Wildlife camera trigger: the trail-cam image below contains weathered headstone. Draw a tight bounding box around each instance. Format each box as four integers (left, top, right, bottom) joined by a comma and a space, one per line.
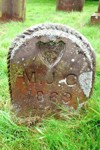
0, 0, 25, 21
8, 23, 96, 117
56, 0, 85, 12
91, 0, 100, 24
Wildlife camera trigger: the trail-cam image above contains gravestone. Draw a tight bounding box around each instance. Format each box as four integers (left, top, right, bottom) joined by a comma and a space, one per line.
0, 0, 25, 21
91, 0, 100, 24
8, 23, 96, 117
56, 0, 85, 12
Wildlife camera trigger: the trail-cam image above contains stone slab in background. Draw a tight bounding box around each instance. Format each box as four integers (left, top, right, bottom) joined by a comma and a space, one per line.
0, 0, 25, 21
91, 13, 100, 24
56, 0, 85, 11
91, 0, 100, 24
8, 23, 96, 117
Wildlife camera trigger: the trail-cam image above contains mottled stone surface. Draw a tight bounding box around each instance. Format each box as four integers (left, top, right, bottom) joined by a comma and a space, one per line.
0, 0, 25, 22
56, 0, 85, 12
8, 23, 96, 117
91, 0, 100, 24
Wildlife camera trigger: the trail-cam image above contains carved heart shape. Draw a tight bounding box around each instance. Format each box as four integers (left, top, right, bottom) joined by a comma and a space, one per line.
37, 41, 65, 69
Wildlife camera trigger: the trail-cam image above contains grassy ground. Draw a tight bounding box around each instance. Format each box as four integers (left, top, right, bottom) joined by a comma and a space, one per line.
0, 0, 100, 149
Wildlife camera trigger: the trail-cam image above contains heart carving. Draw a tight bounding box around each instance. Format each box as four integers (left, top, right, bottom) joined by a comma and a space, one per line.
37, 41, 65, 69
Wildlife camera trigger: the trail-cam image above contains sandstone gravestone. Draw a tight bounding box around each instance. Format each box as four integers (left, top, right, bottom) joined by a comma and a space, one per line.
91, 0, 100, 24
56, 0, 85, 12
8, 23, 96, 117
0, 0, 25, 21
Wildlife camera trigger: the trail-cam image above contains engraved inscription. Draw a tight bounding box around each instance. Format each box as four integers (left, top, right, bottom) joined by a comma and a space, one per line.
62, 92, 72, 104
24, 71, 36, 84
46, 71, 54, 84
66, 74, 77, 86
50, 92, 58, 103
37, 91, 44, 102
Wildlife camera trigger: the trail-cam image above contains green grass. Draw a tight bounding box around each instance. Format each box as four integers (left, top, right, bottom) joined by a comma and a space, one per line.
0, 0, 100, 149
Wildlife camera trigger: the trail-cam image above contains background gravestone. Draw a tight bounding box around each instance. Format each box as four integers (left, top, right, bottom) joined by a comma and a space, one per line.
8, 23, 96, 117
0, 0, 25, 21
91, 0, 100, 24
56, 0, 85, 11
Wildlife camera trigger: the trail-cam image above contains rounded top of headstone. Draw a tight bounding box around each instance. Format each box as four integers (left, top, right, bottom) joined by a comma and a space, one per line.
9, 23, 95, 68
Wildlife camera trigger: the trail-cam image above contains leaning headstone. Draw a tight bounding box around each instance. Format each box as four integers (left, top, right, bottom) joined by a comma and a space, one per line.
56, 0, 85, 12
91, 0, 100, 24
8, 23, 96, 117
